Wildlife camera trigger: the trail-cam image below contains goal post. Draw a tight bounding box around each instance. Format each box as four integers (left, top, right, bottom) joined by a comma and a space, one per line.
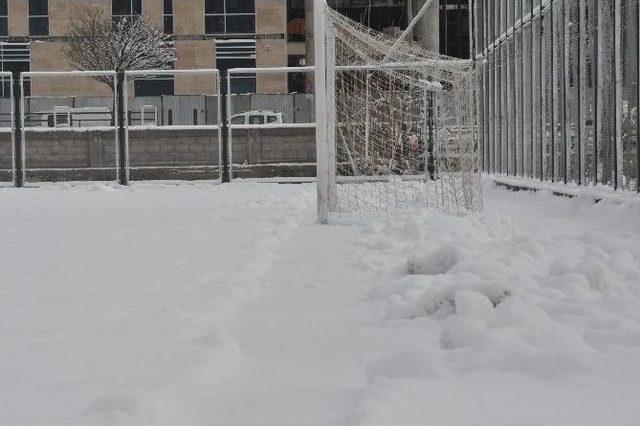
314, 0, 482, 222
314, 0, 330, 223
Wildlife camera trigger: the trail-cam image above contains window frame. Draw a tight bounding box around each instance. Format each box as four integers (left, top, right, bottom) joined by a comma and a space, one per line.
205, 0, 255, 36
0, 0, 7, 37
28, 0, 49, 37
163, 0, 173, 34
112, 0, 142, 23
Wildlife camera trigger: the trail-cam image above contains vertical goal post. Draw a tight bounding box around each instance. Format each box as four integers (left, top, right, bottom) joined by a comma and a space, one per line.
123, 69, 223, 184
20, 70, 119, 185
226, 66, 317, 182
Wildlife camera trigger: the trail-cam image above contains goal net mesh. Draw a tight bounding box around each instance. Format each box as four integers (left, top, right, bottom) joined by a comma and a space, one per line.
320, 4, 482, 219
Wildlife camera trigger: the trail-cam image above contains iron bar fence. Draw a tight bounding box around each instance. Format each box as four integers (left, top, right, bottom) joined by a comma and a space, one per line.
474, 0, 640, 192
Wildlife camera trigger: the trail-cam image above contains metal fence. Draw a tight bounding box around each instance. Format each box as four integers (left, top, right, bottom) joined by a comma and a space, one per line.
473, 0, 640, 192
0, 68, 318, 185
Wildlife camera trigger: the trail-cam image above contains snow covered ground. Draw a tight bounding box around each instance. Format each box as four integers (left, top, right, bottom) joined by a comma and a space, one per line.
1, 180, 639, 425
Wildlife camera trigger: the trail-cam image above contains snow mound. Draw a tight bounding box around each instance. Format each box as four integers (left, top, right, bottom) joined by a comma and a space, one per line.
406, 243, 465, 275
362, 185, 640, 383
354, 183, 640, 424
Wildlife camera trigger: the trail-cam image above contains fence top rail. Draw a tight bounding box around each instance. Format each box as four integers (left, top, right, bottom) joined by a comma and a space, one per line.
21, 70, 117, 78
228, 66, 316, 75
125, 69, 220, 77
229, 123, 316, 130
126, 124, 221, 131
23, 125, 117, 133
0, 71, 13, 78
335, 59, 472, 71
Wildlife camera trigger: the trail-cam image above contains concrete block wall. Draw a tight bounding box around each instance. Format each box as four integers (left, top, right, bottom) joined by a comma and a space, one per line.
1, 127, 316, 181
128, 129, 219, 167
0, 133, 13, 170
23, 130, 117, 169
231, 127, 316, 165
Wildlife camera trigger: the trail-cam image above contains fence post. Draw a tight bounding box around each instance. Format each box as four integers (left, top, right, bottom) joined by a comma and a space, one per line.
12, 70, 23, 187
221, 70, 230, 183
116, 71, 128, 185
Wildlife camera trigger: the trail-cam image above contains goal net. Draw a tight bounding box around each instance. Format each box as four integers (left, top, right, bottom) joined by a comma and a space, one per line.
315, 1, 482, 222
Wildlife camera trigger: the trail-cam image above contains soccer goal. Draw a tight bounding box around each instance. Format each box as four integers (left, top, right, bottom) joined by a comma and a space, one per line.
314, 0, 482, 223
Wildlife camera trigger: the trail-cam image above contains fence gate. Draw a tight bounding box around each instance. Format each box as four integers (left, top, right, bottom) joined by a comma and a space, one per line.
227, 66, 316, 182
20, 70, 119, 184
124, 69, 222, 183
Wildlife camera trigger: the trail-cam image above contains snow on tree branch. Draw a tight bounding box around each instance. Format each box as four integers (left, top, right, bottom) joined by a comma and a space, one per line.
65, 9, 176, 90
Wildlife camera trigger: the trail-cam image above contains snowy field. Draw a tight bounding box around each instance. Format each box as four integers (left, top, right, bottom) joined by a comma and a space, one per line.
1, 180, 639, 425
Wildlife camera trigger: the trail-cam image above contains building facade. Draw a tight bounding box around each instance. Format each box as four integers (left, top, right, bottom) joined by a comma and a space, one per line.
0, 0, 290, 96
0, 0, 468, 97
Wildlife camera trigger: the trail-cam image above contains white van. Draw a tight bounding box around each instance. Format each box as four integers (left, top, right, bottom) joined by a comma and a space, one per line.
230, 110, 283, 125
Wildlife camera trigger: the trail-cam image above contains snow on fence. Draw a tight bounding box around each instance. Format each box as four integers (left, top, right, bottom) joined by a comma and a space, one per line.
474, 0, 640, 192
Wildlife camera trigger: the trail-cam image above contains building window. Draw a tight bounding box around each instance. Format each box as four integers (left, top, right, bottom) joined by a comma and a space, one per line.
205, 0, 255, 36
163, 0, 173, 34
0, 42, 30, 98
29, 0, 49, 36
287, 0, 305, 41
112, 0, 142, 23
0, 0, 7, 37
134, 77, 174, 97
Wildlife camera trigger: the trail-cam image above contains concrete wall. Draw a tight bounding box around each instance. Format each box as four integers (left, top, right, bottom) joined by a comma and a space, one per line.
30, 41, 115, 97
0, 132, 12, 171
0, 127, 317, 181
231, 127, 315, 162
174, 0, 204, 35
49, 0, 111, 36
175, 40, 217, 95
143, 0, 164, 29
8, 0, 28, 36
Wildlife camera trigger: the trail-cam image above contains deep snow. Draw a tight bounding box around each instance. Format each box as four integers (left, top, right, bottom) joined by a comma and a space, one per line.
1, 180, 639, 425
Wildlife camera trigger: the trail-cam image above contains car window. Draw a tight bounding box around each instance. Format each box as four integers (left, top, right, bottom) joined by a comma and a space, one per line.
266, 115, 279, 123
249, 115, 265, 124
231, 116, 245, 125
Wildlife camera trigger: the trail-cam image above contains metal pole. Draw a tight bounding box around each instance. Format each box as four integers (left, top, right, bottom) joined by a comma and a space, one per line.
614, 0, 623, 189
578, 0, 586, 185
365, 72, 370, 158
226, 72, 232, 181
12, 71, 23, 187
116, 71, 127, 185
220, 71, 229, 182
217, 72, 223, 184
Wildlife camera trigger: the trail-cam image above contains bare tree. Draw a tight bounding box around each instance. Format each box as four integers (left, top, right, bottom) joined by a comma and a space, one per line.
65, 8, 175, 91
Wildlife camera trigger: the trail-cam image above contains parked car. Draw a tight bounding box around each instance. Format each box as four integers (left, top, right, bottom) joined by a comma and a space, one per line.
230, 110, 283, 125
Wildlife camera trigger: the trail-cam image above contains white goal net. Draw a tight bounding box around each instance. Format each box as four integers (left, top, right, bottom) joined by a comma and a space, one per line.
315, 1, 482, 222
